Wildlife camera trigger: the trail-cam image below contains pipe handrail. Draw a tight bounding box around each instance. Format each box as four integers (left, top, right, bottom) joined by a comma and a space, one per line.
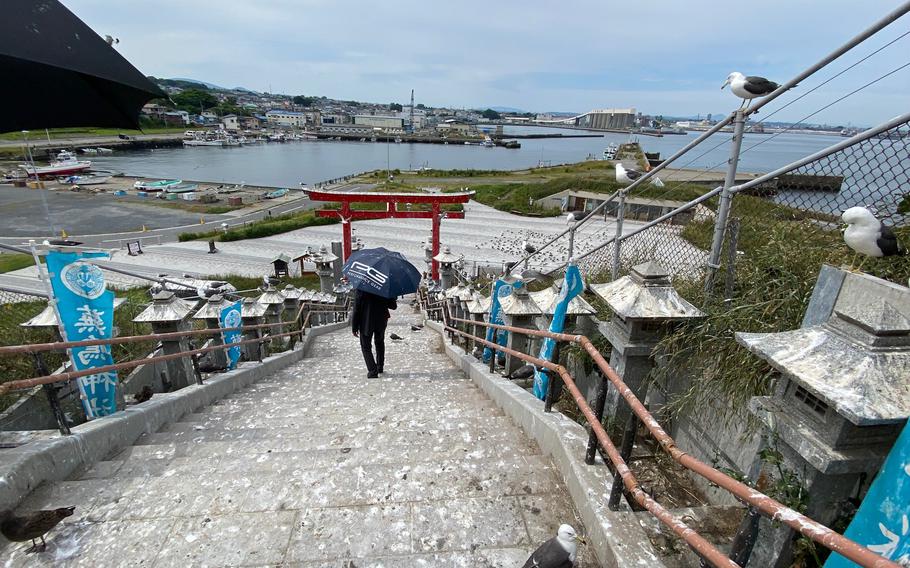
446, 315, 899, 568
0, 309, 347, 395
0, 305, 351, 355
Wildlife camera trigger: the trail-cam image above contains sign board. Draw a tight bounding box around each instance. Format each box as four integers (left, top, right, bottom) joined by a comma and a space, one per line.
219, 301, 243, 370
825, 420, 910, 566
533, 265, 584, 400
482, 278, 513, 363
45, 251, 117, 418
127, 241, 142, 256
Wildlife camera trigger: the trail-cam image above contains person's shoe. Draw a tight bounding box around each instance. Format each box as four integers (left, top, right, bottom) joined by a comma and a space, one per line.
367, 373, 379, 379
378, 367, 384, 374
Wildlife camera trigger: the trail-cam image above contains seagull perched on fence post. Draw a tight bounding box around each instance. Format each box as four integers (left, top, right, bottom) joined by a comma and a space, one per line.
721, 72, 780, 109
841, 206, 906, 271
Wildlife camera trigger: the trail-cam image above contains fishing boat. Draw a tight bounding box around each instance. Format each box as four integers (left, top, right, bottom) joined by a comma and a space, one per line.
62, 174, 111, 185
81, 148, 98, 155
264, 188, 288, 199
164, 183, 199, 194
482, 136, 494, 148
97, 147, 114, 154
19, 150, 92, 177
133, 179, 182, 191
602, 143, 619, 160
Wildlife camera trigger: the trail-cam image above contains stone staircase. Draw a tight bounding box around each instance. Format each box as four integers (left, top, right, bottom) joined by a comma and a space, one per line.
1, 310, 600, 567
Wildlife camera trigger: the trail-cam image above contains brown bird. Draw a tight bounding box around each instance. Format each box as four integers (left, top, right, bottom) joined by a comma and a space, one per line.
1, 506, 75, 553
132, 385, 154, 404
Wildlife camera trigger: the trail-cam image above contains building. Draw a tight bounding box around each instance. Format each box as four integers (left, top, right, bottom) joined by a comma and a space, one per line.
240, 116, 261, 130
575, 108, 636, 130
265, 109, 319, 128
141, 103, 169, 118
537, 190, 692, 224
222, 114, 240, 131
435, 120, 473, 135
162, 110, 190, 126
353, 115, 405, 129
318, 124, 376, 137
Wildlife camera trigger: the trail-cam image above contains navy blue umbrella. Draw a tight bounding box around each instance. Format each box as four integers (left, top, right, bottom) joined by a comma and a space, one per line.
342, 247, 421, 299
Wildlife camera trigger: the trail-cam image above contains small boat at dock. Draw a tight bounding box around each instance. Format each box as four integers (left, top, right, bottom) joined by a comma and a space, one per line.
264, 188, 288, 199
81, 148, 98, 155
62, 174, 111, 185
164, 183, 199, 194
97, 147, 114, 154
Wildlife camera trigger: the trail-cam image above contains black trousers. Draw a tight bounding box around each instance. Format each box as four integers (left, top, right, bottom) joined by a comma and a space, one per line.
359, 323, 386, 375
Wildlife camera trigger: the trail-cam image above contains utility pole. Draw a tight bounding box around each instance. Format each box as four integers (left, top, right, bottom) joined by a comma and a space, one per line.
409, 89, 415, 132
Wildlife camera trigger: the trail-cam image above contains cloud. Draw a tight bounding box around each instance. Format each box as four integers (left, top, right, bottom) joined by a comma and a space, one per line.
63, 0, 910, 124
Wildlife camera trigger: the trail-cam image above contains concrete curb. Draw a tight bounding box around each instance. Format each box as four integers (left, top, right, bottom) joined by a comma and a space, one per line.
0, 321, 348, 512
426, 320, 664, 568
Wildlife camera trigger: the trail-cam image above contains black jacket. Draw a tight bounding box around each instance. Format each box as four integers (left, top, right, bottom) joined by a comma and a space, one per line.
351, 290, 397, 333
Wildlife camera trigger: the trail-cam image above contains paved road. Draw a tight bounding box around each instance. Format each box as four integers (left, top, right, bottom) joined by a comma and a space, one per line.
0, 133, 184, 151
0, 309, 598, 567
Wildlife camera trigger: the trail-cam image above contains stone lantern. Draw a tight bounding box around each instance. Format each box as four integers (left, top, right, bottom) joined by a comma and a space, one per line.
133, 291, 198, 391
433, 246, 460, 290
192, 294, 232, 370
736, 298, 910, 537
590, 261, 703, 423
466, 291, 490, 356
530, 282, 597, 335
314, 245, 339, 293
423, 241, 434, 276
455, 286, 474, 326
240, 297, 268, 361
282, 285, 303, 320
443, 283, 464, 327
257, 285, 287, 349
499, 282, 543, 376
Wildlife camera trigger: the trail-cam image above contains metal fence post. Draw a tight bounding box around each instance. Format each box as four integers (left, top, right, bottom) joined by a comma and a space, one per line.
611, 192, 626, 281
32, 353, 70, 435
723, 217, 741, 303
704, 109, 746, 296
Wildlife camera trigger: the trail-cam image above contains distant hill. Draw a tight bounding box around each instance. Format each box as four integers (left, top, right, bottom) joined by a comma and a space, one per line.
488, 106, 526, 114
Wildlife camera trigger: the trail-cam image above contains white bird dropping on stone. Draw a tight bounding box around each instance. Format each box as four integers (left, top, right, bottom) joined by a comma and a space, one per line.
522, 524, 586, 568
616, 163, 663, 187
842, 206, 906, 258
721, 71, 779, 108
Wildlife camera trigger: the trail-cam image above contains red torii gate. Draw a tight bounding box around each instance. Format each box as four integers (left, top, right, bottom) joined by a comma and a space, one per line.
304, 189, 474, 280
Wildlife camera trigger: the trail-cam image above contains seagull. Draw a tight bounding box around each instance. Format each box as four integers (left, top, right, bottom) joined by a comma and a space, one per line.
616, 163, 664, 187
410, 324, 423, 332
520, 269, 554, 285
523, 240, 537, 254
721, 72, 780, 109
565, 211, 588, 225
104, 35, 120, 46
508, 363, 536, 381
389, 332, 404, 340
1, 507, 75, 553
522, 524, 587, 568
842, 206, 906, 270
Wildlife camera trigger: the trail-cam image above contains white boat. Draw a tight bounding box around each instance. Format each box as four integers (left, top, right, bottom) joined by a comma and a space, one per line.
19, 150, 92, 177
164, 183, 199, 194
603, 143, 619, 160
482, 136, 494, 148
81, 148, 98, 155
222, 138, 243, 147
62, 174, 111, 185
134, 179, 182, 191
96, 147, 114, 154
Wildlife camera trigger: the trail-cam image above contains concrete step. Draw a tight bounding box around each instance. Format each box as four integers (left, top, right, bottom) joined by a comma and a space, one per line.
70, 454, 561, 521
161, 412, 512, 434
132, 422, 535, 455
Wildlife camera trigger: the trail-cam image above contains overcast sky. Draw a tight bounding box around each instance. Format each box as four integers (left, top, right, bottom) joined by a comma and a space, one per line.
66, 0, 909, 126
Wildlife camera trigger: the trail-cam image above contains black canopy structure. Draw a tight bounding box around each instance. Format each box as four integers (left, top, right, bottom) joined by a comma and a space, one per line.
0, 0, 166, 133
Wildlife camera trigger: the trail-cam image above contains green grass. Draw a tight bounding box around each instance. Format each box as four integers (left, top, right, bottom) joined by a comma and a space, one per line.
178, 211, 339, 242
0, 253, 34, 273
0, 126, 188, 140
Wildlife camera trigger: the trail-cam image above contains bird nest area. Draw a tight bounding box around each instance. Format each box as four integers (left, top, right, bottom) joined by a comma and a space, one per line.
654, 192, 909, 424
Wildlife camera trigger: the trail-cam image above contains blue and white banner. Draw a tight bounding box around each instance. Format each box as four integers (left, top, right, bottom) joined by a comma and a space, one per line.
825, 420, 910, 567
533, 265, 584, 400
482, 278, 513, 363
220, 301, 243, 370
45, 251, 117, 419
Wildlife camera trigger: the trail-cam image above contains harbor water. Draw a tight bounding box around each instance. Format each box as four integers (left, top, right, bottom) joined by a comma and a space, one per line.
86, 126, 849, 189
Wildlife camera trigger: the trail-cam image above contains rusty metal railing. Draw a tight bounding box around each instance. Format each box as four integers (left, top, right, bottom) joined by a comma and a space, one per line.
442, 314, 898, 568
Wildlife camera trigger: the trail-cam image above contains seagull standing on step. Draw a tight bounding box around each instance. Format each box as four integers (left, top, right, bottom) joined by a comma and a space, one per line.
565, 211, 588, 225
523, 524, 587, 568
841, 206, 906, 271
721, 72, 780, 109
523, 240, 537, 254
616, 164, 663, 187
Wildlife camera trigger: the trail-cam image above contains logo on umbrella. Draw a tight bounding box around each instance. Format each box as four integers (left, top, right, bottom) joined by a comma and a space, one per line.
349, 261, 388, 286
